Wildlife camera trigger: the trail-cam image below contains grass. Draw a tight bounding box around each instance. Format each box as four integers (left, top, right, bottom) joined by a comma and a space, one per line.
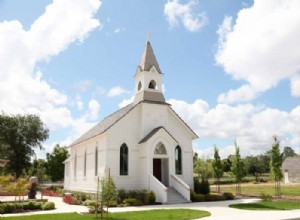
4, 209, 211, 220
230, 201, 300, 210
216, 183, 300, 197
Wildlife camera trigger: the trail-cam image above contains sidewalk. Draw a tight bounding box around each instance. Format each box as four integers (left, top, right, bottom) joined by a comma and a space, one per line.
1, 195, 300, 220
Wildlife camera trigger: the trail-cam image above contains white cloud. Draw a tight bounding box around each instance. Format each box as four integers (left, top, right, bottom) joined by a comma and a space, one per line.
95, 86, 106, 95
114, 27, 125, 33
169, 98, 300, 157
76, 95, 84, 110
164, 0, 208, 32
75, 80, 92, 92
88, 99, 100, 119
107, 86, 129, 97
218, 84, 257, 103
119, 96, 134, 108
0, 0, 102, 151
216, 0, 300, 103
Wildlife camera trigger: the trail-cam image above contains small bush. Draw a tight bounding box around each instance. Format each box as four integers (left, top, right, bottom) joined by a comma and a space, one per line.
190, 190, 205, 202
128, 190, 137, 199
223, 192, 235, 200
63, 195, 81, 205
199, 180, 210, 195
204, 193, 225, 201
148, 191, 156, 204
42, 202, 55, 210
117, 188, 127, 203
83, 200, 96, 207
123, 198, 142, 206
0, 203, 14, 214
260, 193, 272, 202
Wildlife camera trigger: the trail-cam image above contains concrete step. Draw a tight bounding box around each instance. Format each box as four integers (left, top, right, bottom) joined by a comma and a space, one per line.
166, 187, 190, 204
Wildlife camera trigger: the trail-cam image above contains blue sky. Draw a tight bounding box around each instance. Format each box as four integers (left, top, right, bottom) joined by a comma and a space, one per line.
1, 0, 300, 158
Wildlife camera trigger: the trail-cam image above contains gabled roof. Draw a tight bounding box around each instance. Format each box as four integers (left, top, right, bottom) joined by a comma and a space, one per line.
70, 103, 138, 146
139, 126, 178, 144
282, 156, 300, 171
138, 41, 162, 74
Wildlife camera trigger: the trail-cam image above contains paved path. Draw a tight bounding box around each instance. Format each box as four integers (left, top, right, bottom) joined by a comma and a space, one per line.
1, 195, 300, 220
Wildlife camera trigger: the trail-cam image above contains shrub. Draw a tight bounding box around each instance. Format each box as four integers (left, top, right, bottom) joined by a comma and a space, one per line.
117, 188, 127, 203
128, 190, 137, 199
63, 195, 81, 205
136, 189, 148, 204
83, 200, 96, 207
194, 177, 201, 194
42, 202, 55, 210
23, 201, 42, 210
0, 203, 14, 214
199, 180, 210, 195
190, 190, 205, 202
123, 198, 142, 206
223, 192, 235, 200
260, 193, 272, 202
148, 191, 156, 204
204, 193, 225, 201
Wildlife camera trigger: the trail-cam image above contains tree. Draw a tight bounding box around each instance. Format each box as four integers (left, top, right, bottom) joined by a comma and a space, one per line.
0, 114, 49, 177
270, 135, 283, 198
282, 146, 297, 161
222, 156, 232, 173
231, 142, 246, 195
212, 146, 223, 192
194, 157, 213, 182
244, 155, 265, 183
46, 144, 69, 182
96, 175, 117, 219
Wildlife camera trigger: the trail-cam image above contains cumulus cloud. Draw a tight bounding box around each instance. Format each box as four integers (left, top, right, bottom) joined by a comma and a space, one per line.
107, 86, 129, 97
0, 0, 101, 145
169, 98, 300, 157
216, 0, 300, 103
119, 96, 134, 108
75, 80, 92, 92
164, 0, 208, 32
88, 99, 100, 119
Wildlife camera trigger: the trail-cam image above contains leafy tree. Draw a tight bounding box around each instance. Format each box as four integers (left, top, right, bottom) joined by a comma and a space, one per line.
96, 175, 117, 219
0, 114, 49, 177
282, 146, 297, 161
270, 136, 283, 198
222, 156, 232, 173
212, 146, 223, 192
244, 155, 265, 183
194, 157, 213, 182
46, 144, 69, 182
193, 152, 198, 168
231, 142, 246, 195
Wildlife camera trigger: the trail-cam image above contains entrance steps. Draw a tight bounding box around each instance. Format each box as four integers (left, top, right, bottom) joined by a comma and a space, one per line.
166, 187, 190, 204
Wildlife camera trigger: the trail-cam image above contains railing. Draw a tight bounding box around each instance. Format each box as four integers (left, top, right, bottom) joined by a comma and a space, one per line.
170, 175, 190, 201
149, 174, 168, 203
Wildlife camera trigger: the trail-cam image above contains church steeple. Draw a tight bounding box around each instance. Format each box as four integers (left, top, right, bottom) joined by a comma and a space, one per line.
133, 41, 165, 104
139, 41, 162, 74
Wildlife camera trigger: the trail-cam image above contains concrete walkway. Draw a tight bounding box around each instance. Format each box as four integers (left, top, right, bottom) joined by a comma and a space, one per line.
1, 195, 300, 220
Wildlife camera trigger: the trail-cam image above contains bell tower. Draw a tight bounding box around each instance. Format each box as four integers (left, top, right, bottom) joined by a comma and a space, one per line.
133, 41, 165, 104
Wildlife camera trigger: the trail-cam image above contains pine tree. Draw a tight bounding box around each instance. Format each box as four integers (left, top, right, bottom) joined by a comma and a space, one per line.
212, 146, 223, 193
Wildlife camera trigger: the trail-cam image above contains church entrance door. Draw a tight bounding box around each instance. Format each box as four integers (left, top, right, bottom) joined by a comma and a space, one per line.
153, 159, 162, 181
153, 158, 169, 186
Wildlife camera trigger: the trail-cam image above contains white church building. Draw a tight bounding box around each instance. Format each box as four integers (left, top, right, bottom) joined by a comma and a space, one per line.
64, 41, 198, 204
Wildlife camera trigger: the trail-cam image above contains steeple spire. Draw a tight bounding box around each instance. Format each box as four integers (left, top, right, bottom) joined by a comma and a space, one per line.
139, 41, 162, 74
133, 41, 165, 104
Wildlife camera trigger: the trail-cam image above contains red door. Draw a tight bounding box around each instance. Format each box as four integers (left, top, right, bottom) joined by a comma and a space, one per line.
153, 159, 162, 182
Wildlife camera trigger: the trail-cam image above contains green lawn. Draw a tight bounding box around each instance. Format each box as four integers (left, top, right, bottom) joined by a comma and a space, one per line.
216, 183, 300, 197
230, 201, 300, 210
4, 209, 211, 220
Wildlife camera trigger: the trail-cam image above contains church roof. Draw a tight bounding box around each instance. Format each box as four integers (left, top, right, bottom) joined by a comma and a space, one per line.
138, 41, 162, 74
70, 103, 138, 146
138, 126, 178, 144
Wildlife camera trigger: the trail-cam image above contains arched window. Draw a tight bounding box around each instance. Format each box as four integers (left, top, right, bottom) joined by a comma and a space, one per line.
84, 150, 87, 177
148, 80, 156, 89
154, 142, 167, 155
95, 146, 98, 176
138, 81, 142, 91
120, 143, 128, 175
175, 146, 182, 175
74, 153, 77, 178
